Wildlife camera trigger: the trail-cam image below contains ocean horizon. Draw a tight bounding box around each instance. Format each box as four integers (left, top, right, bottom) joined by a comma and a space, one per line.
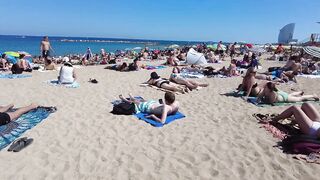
0, 35, 209, 56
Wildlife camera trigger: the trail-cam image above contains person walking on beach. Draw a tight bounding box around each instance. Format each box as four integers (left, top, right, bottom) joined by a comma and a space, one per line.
40, 36, 54, 64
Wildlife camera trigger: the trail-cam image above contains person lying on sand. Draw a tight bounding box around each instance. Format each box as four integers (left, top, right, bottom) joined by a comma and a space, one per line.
237, 67, 266, 99
119, 92, 179, 124
218, 59, 239, 76
271, 103, 320, 137
257, 82, 319, 104
0, 103, 38, 126
105, 62, 128, 72
146, 72, 189, 94
256, 69, 297, 83
170, 67, 208, 90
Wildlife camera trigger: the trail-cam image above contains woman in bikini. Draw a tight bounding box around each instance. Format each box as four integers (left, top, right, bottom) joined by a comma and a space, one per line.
237, 67, 266, 99
119, 92, 179, 124
146, 72, 188, 94
272, 103, 320, 137
257, 82, 319, 104
169, 67, 208, 90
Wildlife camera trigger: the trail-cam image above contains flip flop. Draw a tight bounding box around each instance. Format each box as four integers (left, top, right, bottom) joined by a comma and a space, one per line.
12, 138, 33, 152
89, 78, 98, 84
38, 106, 57, 113
7, 137, 27, 152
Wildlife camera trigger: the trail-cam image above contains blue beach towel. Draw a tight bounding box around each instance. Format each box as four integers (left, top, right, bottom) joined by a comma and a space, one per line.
135, 111, 185, 127
46, 80, 80, 88
0, 107, 55, 150
0, 74, 31, 79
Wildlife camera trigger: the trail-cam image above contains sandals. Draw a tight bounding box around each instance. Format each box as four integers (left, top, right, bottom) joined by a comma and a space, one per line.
38, 106, 57, 113
89, 78, 98, 84
8, 137, 33, 152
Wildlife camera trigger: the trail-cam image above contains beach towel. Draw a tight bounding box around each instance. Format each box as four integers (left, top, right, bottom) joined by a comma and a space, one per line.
297, 74, 320, 79
0, 107, 56, 150
145, 65, 166, 70
46, 80, 80, 88
180, 72, 205, 79
112, 96, 185, 127
0, 74, 31, 79
247, 97, 320, 107
135, 111, 185, 127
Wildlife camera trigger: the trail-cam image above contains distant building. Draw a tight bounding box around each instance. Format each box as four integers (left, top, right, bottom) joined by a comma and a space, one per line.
278, 23, 295, 44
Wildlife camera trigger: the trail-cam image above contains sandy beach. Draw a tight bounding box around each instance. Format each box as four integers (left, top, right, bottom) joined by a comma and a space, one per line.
0, 57, 320, 180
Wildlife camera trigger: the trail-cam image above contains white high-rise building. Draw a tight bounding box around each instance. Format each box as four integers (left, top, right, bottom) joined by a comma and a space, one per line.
278, 23, 295, 44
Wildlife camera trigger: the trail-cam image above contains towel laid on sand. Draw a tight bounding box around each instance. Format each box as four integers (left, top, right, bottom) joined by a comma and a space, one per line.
297, 74, 320, 79
247, 97, 320, 107
46, 80, 80, 88
0, 107, 56, 150
0, 74, 31, 79
135, 111, 185, 127
145, 65, 166, 70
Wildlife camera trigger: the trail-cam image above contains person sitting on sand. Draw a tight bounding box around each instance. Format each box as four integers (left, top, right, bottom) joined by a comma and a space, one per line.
271, 103, 320, 137
146, 72, 188, 94
0, 54, 9, 70
119, 92, 179, 124
218, 59, 239, 76
237, 67, 266, 99
128, 58, 141, 71
166, 51, 179, 66
0, 103, 38, 126
58, 60, 77, 84
169, 67, 208, 90
17, 54, 32, 72
257, 82, 319, 104
44, 57, 56, 70
105, 62, 128, 72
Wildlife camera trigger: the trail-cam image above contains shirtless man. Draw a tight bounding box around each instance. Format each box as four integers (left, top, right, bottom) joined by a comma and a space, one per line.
40, 36, 54, 63
119, 92, 179, 124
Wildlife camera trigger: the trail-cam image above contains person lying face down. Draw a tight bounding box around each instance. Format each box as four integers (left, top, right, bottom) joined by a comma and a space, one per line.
119, 92, 179, 124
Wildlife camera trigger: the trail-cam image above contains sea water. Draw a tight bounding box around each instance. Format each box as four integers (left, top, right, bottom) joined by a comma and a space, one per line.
0, 35, 202, 56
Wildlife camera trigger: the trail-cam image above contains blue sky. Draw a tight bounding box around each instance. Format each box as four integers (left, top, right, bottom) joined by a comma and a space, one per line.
0, 0, 319, 43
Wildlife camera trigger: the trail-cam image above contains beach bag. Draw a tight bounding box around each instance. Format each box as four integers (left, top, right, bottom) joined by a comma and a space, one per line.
111, 102, 136, 115
281, 135, 320, 154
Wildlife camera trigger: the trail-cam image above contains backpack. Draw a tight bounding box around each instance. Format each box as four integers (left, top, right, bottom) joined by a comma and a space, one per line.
111, 102, 136, 115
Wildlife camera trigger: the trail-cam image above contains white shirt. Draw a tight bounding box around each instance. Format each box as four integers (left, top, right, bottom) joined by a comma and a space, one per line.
59, 65, 74, 83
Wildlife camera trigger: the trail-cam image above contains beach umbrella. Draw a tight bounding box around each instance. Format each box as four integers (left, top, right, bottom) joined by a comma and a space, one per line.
303, 46, 320, 59
212, 43, 226, 51
168, 44, 180, 49
186, 48, 207, 65
5, 55, 18, 64
4, 51, 20, 57
245, 44, 253, 48
207, 45, 215, 50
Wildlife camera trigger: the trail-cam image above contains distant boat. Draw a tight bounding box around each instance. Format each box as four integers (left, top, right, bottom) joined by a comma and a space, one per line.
21, 36, 26, 38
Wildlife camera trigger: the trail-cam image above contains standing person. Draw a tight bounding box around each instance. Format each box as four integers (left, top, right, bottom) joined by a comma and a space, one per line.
275, 44, 284, 54
217, 41, 224, 60
40, 36, 54, 64
230, 42, 237, 59
85, 48, 93, 61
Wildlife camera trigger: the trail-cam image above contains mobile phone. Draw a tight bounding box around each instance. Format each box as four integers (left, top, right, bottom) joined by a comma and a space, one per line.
159, 99, 163, 104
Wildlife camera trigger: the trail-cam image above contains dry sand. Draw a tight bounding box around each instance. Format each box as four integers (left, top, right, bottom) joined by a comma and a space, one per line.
0, 57, 320, 180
